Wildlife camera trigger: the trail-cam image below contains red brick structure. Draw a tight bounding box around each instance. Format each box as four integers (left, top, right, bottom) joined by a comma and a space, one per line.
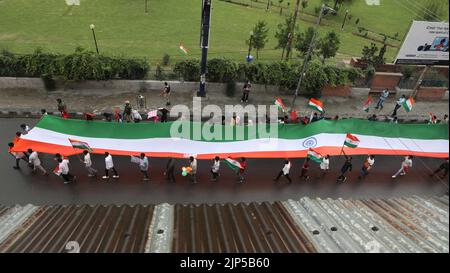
321, 85, 352, 97
370, 72, 403, 92
415, 86, 447, 101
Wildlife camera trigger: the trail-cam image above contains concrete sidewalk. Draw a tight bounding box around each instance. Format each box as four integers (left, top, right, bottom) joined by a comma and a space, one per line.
0, 87, 448, 121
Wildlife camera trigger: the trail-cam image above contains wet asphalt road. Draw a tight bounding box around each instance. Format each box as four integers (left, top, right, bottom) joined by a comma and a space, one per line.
0, 118, 448, 205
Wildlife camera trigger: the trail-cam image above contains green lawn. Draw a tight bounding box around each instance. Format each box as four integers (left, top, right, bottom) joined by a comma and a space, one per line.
0, 0, 448, 65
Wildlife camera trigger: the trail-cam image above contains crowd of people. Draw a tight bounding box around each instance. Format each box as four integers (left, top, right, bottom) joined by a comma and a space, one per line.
6, 88, 449, 185
8, 134, 448, 185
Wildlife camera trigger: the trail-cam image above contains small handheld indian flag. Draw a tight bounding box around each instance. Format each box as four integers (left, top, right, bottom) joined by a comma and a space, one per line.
224, 157, 244, 172
274, 97, 286, 112
179, 43, 188, 55
362, 96, 372, 112
308, 98, 324, 113
69, 138, 93, 152
402, 97, 414, 112
307, 148, 322, 163
344, 133, 360, 148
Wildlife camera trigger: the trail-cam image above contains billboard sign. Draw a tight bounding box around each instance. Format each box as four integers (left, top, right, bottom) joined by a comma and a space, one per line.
395, 21, 449, 65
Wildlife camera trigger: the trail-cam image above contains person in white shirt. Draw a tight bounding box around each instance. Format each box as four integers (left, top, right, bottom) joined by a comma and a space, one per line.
392, 95, 406, 117
131, 153, 149, 181
8, 142, 29, 169
274, 159, 292, 183
103, 152, 119, 179
27, 149, 47, 175
320, 155, 330, 176
132, 109, 142, 123
359, 155, 375, 179
56, 157, 76, 184
189, 156, 197, 184
81, 150, 97, 177
392, 155, 413, 179
211, 156, 220, 182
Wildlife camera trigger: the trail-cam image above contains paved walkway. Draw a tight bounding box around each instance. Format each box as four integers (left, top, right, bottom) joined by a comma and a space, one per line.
0, 88, 448, 121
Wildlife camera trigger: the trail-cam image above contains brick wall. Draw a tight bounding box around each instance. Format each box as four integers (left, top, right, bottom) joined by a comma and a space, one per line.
370, 72, 402, 91
415, 86, 447, 101
321, 85, 352, 97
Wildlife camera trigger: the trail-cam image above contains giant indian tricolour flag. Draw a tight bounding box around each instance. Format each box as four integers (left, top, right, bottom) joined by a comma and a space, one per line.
10, 115, 449, 158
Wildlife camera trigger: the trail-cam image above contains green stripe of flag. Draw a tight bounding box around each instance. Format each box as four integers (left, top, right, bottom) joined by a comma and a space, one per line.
35, 115, 448, 141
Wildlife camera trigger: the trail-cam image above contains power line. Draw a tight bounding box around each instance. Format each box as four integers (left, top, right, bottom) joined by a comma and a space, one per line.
404, 0, 443, 21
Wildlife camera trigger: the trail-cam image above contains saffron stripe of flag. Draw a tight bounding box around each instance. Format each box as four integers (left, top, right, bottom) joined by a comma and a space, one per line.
69, 138, 93, 152
307, 148, 322, 163
179, 43, 188, 55
224, 158, 243, 172
402, 97, 414, 112
275, 97, 286, 112
308, 98, 324, 113
362, 96, 372, 112
344, 133, 360, 148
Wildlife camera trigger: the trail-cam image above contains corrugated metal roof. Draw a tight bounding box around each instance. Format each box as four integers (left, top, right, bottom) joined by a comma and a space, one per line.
0, 205, 155, 253
0, 195, 448, 253
171, 202, 316, 253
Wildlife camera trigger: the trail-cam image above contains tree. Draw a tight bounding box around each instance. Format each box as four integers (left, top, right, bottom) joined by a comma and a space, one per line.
294, 27, 318, 57
275, 16, 298, 59
332, 0, 353, 12
361, 43, 378, 66
318, 30, 340, 63
301, 0, 308, 11
247, 20, 269, 59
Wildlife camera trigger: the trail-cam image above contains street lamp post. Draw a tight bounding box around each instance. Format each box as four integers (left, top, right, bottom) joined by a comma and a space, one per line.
290, 4, 336, 109
247, 31, 254, 61
198, 0, 212, 97
89, 24, 99, 54
341, 10, 349, 30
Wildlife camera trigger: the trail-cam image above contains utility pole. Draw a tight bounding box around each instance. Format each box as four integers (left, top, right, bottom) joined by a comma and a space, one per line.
145, 0, 148, 14
291, 5, 335, 109
284, 0, 300, 61
198, 0, 212, 97
341, 9, 348, 30
412, 65, 429, 99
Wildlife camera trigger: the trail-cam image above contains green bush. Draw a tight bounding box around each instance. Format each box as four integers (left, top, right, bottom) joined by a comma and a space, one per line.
162, 53, 170, 66
155, 64, 165, 80
173, 59, 200, 81
0, 48, 149, 80
207, 57, 238, 82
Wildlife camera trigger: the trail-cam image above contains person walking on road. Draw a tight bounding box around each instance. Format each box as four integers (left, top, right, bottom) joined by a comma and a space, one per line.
299, 158, 311, 181
189, 156, 197, 184
28, 149, 48, 175
20, 124, 30, 135
237, 158, 247, 183
8, 142, 29, 169
211, 156, 220, 182
160, 82, 171, 106
131, 153, 149, 181
429, 158, 449, 179
337, 151, 352, 182
274, 159, 292, 183
81, 150, 97, 177
164, 158, 176, 182
103, 152, 119, 179
320, 155, 330, 176
391, 95, 406, 117
359, 155, 375, 179
392, 155, 413, 179
375, 89, 389, 110
241, 81, 251, 103
55, 157, 76, 184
